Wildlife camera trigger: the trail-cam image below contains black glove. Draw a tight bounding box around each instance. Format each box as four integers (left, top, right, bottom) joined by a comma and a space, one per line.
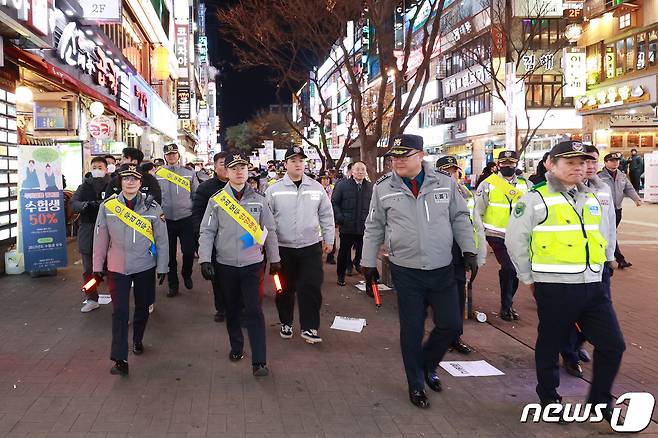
463, 252, 479, 278
92, 271, 104, 281
157, 273, 166, 285
605, 261, 615, 277
85, 201, 100, 210
200, 262, 215, 281
361, 267, 380, 285
269, 262, 282, 275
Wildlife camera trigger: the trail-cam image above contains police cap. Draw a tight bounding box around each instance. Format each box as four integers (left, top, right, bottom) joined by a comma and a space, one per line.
385, 134, 424, 157
549, 141, 595, 160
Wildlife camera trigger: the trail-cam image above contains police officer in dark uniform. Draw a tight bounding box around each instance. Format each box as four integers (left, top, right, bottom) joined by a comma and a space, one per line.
362, 134, 478, 408
93, 164, 169, 376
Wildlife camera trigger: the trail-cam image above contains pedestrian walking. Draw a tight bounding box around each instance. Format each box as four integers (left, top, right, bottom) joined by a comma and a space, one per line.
475, 150, 531, 321
198, 153, 281, 377
71, 156, 111, 313
528, 152, 550, 186
155, 143, 200, 296
265, 146, 335, 344
597, 152, 642, 269
192, 151, 230, 322
361, 134, 477, 409
436, 156, 486, 355
331, 161, 373, 286
105, 147, 162, 204
93, 164, 169, 376
506, 141, 625, 420
628, 148, 644, 192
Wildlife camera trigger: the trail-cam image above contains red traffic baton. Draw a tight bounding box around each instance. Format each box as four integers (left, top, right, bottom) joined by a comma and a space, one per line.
81, 276, 102, 294
273, 273, 283, 294
371, 282, 381, 307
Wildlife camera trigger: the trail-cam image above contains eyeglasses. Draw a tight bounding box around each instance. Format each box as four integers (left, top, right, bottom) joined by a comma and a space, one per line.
391, 152, 420, 161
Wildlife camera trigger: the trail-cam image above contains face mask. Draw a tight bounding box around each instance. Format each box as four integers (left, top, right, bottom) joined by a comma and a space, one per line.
268, 171, 277, 178
499, 167, 516, 177
107, 164, 116, 173
91, 169, 106, 178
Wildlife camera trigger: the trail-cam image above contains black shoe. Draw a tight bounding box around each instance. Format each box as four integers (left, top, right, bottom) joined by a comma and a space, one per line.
110, 360, 129, 376
167, 284, 179, 297
424, 368, 443, 392
618, 260, 632, 269
451, 338, 473, 355
564, 361, 583, 378
578, 348, 591, 363
252, 363, 269, 377
183, 277, 193, 290
540, 396, 567, 424
354, 264, 361, 274
346, 267, 353, 276
337, 276, 345, 286
500, 308, 513, 321
214, 311, 225, 323
511, 308, 520, 320
229, 350, 243, 362
326, 255, 336, 265
133, 341, 144, 355
409, 389, 430, 409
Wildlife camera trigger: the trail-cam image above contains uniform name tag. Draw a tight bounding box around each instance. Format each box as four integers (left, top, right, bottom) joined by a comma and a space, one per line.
211, 190, 266, 245
434, 192, 449, 203
589, 205, 601, 216
156, 168, 191, 192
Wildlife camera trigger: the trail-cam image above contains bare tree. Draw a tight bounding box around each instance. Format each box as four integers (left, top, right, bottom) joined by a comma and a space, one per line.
219, 0, 449, 174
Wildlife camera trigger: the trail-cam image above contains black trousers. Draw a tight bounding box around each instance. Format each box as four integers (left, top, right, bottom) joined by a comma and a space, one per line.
613, 209, 626, 263
534, 281, 625, 405
107, 267, 156, 362
391, 263, 461, 392
486, 236, 519, 310
78, 223, 99, 301
217, 262, 266, 364
453, 247, 466, 339
337, 233, 363, 277
166, 216, 195, 286
276, 242, 324, 331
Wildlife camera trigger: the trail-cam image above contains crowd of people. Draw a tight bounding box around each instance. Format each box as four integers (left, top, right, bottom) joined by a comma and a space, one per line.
70, 135, 643, 419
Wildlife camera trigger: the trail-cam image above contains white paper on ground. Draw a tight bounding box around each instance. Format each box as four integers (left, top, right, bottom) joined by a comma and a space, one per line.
98, 294, 112, 305
355, 281, 392, 292
439, 360, 504, 377
330, 316, 367, 333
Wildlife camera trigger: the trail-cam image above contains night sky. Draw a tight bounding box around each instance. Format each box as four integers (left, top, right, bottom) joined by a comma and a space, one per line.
205, 0, 280, 136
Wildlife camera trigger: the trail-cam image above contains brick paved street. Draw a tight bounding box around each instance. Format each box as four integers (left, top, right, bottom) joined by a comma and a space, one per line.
0, 198, 656, 437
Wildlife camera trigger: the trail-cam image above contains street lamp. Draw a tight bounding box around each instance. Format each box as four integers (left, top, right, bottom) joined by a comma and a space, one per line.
15, 86, 33, 104
90, 101, 105, 116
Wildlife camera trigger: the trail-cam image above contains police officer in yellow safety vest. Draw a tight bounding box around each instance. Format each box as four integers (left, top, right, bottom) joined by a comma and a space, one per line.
475, 150, 531, 321
505, 141, 625, 419
436, 155, 486, 355
93, 164, 169, 377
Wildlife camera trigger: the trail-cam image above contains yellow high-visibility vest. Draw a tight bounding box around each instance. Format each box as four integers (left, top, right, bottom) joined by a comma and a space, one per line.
482, 175, 528, 233
530, 185, 607, 274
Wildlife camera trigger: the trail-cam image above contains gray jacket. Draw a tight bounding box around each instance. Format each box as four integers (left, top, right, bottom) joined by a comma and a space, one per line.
198, 184, 280, 267
156, 165, 199, 220
597, 168, 640, 209
93, 193, 169, 275
586, 174, 616, 262
362, 162, 476, 270
458, 184, 487, 266
505, 172, 606, 285
265, 174, 335, 249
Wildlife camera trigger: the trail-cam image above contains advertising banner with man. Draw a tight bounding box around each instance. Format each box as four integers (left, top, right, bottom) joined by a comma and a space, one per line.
18, 145, 68, 271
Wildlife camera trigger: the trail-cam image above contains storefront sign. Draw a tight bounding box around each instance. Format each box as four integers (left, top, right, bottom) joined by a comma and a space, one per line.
175, 24, 189, 74
609, 113, 658, 127
575, 78, 655, 113
88, 115, 115, 140
563, 47, 586, 97
198, 36, 208, 64
78, 0, 121, 22
518, 51, 559, 74
0, 0, 49, 37
450, 20, 472, 43
176, 87, 191, 119
644, 152, 658, 204
444, 106, 457, 119
18, 145, 68, 271
443, 64, 490, 98
129, 74, 152, 121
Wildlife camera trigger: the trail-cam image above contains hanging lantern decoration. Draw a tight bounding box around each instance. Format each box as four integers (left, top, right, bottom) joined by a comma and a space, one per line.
153, 46, 170, 81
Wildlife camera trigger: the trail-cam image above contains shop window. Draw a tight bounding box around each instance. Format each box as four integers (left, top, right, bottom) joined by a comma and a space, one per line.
610, 135, 623, 148
615, 40, 625, 77
522, 18, 564, 50
650, 31, 657, 67
637, 33, 646, 70
640, 135, 653, 148
526, 75, 573, 108
626, 37, 635, 73
619, 13, 631, 30
627, 134, 639, 148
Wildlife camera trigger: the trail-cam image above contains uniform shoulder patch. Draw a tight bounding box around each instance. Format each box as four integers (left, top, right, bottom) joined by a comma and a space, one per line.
530, 181, 547, 192
160, 213, 166, 222
514, 201, 526, 218
435, 169, 450, 176
376, 173, 392, 185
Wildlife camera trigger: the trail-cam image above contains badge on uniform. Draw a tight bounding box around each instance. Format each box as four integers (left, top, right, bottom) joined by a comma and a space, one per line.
160, 213, 166, 222
588, 204, 601, 216
514, 202, 526, 218
433, 192, 449, 203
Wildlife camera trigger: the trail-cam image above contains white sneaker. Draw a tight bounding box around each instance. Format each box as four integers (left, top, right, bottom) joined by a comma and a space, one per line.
280, 324, 293, 339
81, 300, 100, 313
301, 329, 322, 344
149, 303, 154, 314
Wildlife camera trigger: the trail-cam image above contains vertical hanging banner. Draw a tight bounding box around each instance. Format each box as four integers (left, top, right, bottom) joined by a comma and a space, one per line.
563, 47, 586, 97
18, 145, 68, 271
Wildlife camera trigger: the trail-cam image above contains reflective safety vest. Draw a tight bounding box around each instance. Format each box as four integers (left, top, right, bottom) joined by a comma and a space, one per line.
482, 176, 528, 233
530, 185, 608, 274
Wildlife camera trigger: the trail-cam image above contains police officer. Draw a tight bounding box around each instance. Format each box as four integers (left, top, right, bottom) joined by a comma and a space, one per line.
156, 143, 200, 297
198, 153, 281, 377
475, 150, 531, 321
105, 147, 162, 204
362, 135, 477, 409
560, 145, 617, 378
436, 156, 486, 355
265, 146, 335, 344
93, 164, 169, 376
506, 141, 625, 417
71, 156, 111, 313
192, 151, 230, 322
597, 152, 642, 269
